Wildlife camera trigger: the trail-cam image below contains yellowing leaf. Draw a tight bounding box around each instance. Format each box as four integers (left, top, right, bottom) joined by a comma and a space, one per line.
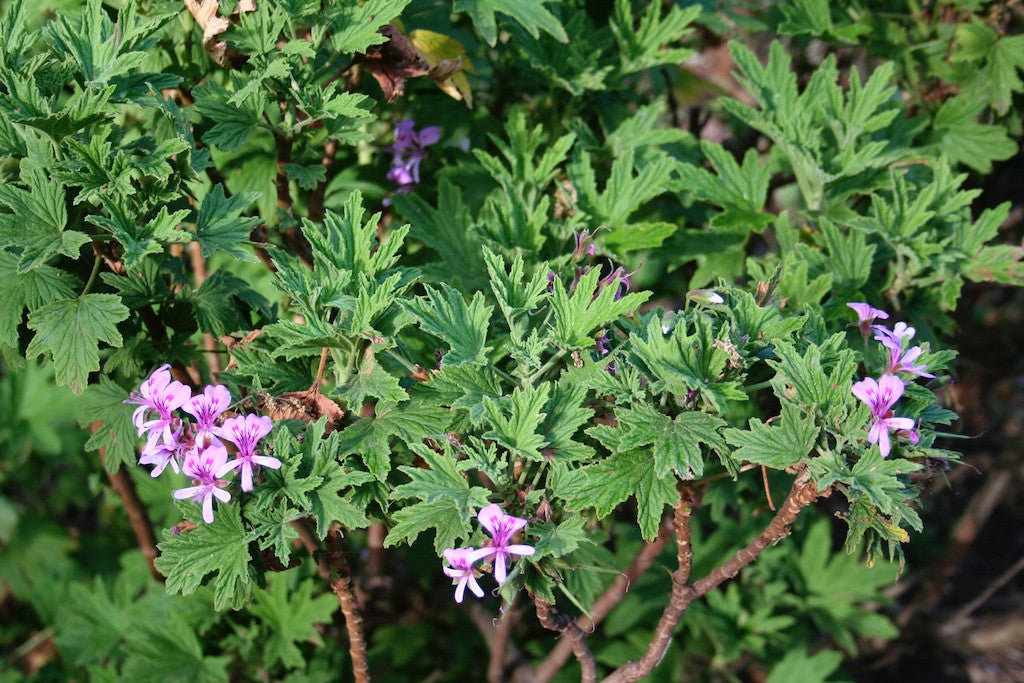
408, 29, 474, 106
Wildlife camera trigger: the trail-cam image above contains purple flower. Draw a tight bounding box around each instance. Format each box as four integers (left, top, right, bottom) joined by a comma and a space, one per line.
873, 323, 933, 379
442, 547, 490, 603
139, 438, 181, 477
848, 302, 889, 339
476, 504, 535, 583
173, 445, 231, 524
884, 345, 934, 379
385, 119, 440, 199
873, 322, 915, 352
125, 364, 191, 448
851, 374, 917, 457
215, 415, 280, 492
182, 384, 232, 448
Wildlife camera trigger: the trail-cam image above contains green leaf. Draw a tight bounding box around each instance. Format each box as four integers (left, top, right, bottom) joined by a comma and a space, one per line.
482, 384, 550, 460
405, 284, 493, 366
614, 403, 726, 478
154, 505, 253, 611
629, 317, 746, 411
454, 0, 567, 47
193, 81, 265, 152
531, 516, 590, 560
961, 244, 1024, 285
766, 648, 843, 683
0, 251, 79, 359
0, 157, 89, 272
677, 141, 773, 231
194, 184, 261, 262
76, 377, 136, 473
394, 443, 490, 511
385, 499, 471, 554
330, 0, 412, 53
610, 0, 698, 74
724, 403, 819, 469
122, 610, 230, 682
483, 246, 549, 319
391, 179, 488, 290
249, 575, 338, 670
55, 580, 130, 667
952, 19, 1024, 115
928, 95, 1017, 173
26, 294, 129, 395
283, 162, 326, 191
551, 268, 649, 349
572, 450, 677, 540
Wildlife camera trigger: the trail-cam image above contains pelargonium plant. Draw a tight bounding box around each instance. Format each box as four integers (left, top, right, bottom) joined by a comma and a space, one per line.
2, 0, 1021, 681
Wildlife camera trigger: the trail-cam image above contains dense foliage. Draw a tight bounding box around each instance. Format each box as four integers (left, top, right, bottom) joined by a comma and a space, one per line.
1, 0, 1022, 681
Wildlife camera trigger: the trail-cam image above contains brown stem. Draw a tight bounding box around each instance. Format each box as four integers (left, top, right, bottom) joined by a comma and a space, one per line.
604, 472, 825, 683
309, 138, 338, 224
486, 594, 520, 683
297, 522, 370, 682
326, 528, 370, 683
533, 595, 598, 683
188, 242, 221, 380
274, 131, 294, 212
94, 424, 162, 581
536, 516, 674, 682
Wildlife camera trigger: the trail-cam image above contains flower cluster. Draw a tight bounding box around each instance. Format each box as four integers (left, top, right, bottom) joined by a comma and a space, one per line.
384, 119, 440, 202
125, 365, 281, 523
441, 504, 535, 603
848, 304, 933, 457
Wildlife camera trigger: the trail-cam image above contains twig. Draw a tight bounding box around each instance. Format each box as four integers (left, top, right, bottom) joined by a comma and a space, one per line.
309, 138, 338, 223
95, 424, 163, 582
188, 242, 221, 379
533, 596, 598, 683
487, 594, 520, 683
899, 468, 1012, 627
536, 516, 674, 682
761, 465, 776, 511
295, 521, 370, 683
946, 553, 1024, 625
325, 528, 371, 683
604, 471, 825, 682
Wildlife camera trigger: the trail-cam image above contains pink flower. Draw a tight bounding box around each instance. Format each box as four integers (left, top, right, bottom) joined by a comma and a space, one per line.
125, 364, 191, 448
884, 345, 934, 379
173, 445, 231, 524
851, 375, 917, 457
215, 415, 280, 492
476, 504, 535, 583
873, 323, 933, 379
182, 384, 232, 448
442, 547, 490, 603
139, 438, 181, 477
873, 322, 915, 351
848, 302, 889, 339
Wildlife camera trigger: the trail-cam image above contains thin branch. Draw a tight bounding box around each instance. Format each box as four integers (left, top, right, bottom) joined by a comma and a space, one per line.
296, 522, 370, 683
94, 424, 162, 582
604, 471, 825, 683
536, 516, 674, 682
947, 552, 1024, 625
189, 242, 221, 380
326, 528, 371, 683
533, 595, 598, 683
487, 594, 520, 683
309, 138, 338, 224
